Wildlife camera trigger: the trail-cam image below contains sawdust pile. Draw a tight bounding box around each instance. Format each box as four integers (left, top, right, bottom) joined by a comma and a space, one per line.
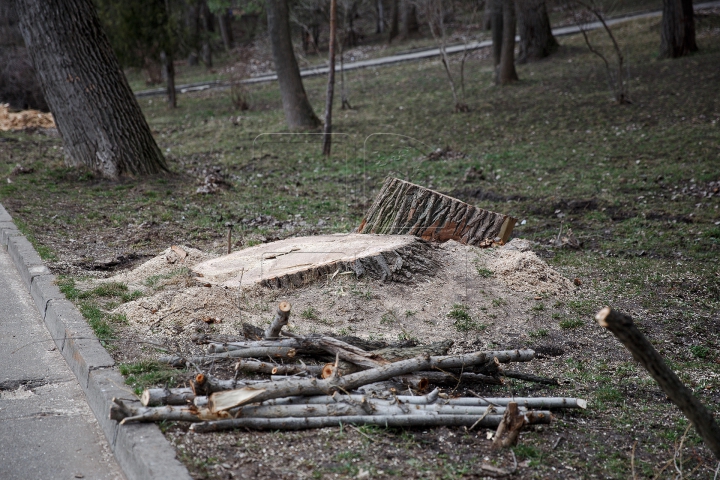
97, 238, 576, 350
482, 239, 575, 294
0, 103, 55, 131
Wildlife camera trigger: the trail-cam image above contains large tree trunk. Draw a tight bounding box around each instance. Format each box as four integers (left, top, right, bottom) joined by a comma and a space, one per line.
161, 51, 177, 108
266, 0, 320, 129
14, 0, 167, 178
491, 0, 504, 68
497, 0, 519, 84
376, 0, 384, 33
358, 177, 517, 246
322, 0, 337, 156
218, 11, 234, 51
660, 0, 698, 58
388, 0, 400, 43
516, 0, 558, 63
401, 0, 419, 38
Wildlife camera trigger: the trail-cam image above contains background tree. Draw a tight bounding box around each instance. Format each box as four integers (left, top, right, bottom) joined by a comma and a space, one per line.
266, 0, 320, 129
660, 0, 697, 58
497, 0, 518, 84
490, 0, 503, 68
322, 0, 337, 156
516, 0, 558, 63
0, 0, 47, 111
14, 0, 167, 177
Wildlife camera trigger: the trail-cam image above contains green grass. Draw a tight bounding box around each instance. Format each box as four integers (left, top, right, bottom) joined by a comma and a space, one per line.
476, 266, 494, 278
301, 307, 320, 320
448, 303, 486, 332
689, 345, 710, 359
559, 318, 584, 329
529, 328, 549, 338
119, 360, 179, 396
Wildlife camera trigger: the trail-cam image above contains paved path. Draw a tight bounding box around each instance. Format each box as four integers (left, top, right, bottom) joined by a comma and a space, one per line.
0, 246, 124, 480
134, 1, 720, 98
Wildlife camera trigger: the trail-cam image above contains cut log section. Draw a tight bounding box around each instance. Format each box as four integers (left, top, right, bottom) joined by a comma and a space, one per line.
191, 233, 439, 288
358, 177, 517, 246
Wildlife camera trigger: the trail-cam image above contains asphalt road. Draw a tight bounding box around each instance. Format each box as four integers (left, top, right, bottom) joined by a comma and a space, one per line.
0, 246, 124, 480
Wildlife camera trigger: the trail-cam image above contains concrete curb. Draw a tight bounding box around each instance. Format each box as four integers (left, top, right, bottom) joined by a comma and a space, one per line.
0, 202, 192, 480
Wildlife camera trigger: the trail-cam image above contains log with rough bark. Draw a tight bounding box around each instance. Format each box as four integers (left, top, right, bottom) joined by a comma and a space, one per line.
141, 387, 194, 407
158, 346, 296, 365
208, 339, 308, 354
597, 307, 720, 460
235, 359, 325, 376
502, 371, 559, 385
357, 177, 517, 246
111, 397, 224, 424
398, 371, 503, 387
190, 411, 551, 432
370, 340, 453, 362
492, 402, 525, 449
264, 302, 292, 338
190, 373, 261, 396
283, 332, 390, 369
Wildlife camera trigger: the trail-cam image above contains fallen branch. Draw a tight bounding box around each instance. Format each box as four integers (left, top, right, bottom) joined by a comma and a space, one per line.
597, 307, 720, 460
189, 411, 551, 432
234, 359, 324, 376
141, 387, 194, 407
264, 301, 291, 339
502, 371, 559, 385
397, 371, 502, 387
158, 346, 296, 365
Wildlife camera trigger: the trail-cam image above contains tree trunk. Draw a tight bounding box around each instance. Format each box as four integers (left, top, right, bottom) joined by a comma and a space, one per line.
497, 0, 519, 84
483, 0, 492, 30
516, 0, 558, 63
218, 11, 233, 51
401, 0, 419, 38
376, 0, 384, 33
358, 177, 517, 246
491, 0, 504, 67
322, 0, 337, 156
660, 0, 698, 58
266, 0, 320, 129
161, 51, 177, 108
14, 0, 167, 178
388, 0, 400, 43
263, 301, 292, 339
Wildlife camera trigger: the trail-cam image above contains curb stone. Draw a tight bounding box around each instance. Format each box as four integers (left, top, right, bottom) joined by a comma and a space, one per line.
0, 202, 192, 480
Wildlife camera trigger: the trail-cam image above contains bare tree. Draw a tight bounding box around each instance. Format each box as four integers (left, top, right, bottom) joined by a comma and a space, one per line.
490, 0, 503, 68
660, 0, 697, 58
266, 0, 320, 129
14, 0, 167, 177
516, 0, 558, 63
568, 1, 629, 104
496, 0, 518, 84
322, 0, 337, 156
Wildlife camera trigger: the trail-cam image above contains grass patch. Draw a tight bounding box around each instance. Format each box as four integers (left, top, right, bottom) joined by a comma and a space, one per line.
144, 267, 190, 289
529, 329, 549, 338
119, 360, 179, 396
448, 304, 486, 332
476, 266, 494, 278
689, 345, 710, 359
301, 307, 320, 320
559, 318, 584, 329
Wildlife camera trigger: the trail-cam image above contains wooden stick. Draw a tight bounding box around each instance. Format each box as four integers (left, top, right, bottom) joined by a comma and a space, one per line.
158, 346, 296, 365
264, 302, 292, 339
207, 339, 308, 354
141, 388, 194, 407
596, 307, 720, 459
502, 371, 559, 385
396, 371, 502, 386
234, 359, 324, 376
189, 412, 551, 432
492, 402, 526, 449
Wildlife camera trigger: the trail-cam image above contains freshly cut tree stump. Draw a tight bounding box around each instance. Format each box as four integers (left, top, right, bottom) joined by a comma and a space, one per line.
192, 233, 438, 288
358, 177, 517, 246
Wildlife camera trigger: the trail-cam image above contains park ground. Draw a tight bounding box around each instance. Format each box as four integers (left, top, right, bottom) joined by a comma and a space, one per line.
1, 9, 720, 479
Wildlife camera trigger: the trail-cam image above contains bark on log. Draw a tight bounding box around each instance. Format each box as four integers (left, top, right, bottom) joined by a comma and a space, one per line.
189, 412, 550, 432
264, 301, 292, 339
208, 354, 434, 411
234, 359, 325, 376
357, 177, 517, 246
597, 307, 720, 460
492, 402, 525, 449
398, 371, 503, 386
283, 332, 390, 369
141, 387, 194, 407
208, 339, 308, 354
502, 371, 559, 385
190, 373, 260, 396
371, 340, 453, 362
159, 346, 296, 365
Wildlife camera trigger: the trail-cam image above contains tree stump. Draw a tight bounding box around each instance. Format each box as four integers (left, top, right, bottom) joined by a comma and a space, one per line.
358, 177, 517, 246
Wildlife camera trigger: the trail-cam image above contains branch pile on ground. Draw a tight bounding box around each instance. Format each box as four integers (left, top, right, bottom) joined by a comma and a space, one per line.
116, 302, 585, 433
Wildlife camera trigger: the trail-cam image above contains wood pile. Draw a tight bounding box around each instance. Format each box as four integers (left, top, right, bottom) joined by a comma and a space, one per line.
113, 303, 586, 438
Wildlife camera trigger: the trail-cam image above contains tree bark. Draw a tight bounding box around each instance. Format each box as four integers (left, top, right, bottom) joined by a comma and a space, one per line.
358, 177, 517, 246
190, 412, 550, 432
491, 0, 504, 67
160, 51, 177, 108
263, 301, 292, 339
322, 0, 337, 156
596, 307, 720, 459
158, 346, 297, 365
660, 0, 698, 58
401, 0, 419, 38
266, 0, 320, 129
218, 11, 234, 51
516, 0, 558, 63
235, 359, 325, 376
497, 0, 519, 84
376, 0, 385, 33
492, 401, 526, 449
388, 0, 400, 43
14, 0, 167, 177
